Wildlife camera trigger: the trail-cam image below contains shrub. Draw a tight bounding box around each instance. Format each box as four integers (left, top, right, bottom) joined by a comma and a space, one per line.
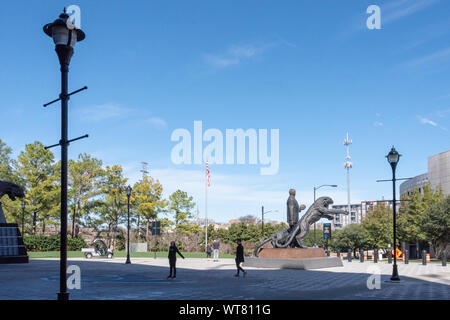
24, 235, 87, 252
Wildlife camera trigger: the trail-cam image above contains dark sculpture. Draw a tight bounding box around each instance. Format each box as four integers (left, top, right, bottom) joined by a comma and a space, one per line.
254, 196, 347, 256
286, 189, 306, 228
0, 181, 25, 223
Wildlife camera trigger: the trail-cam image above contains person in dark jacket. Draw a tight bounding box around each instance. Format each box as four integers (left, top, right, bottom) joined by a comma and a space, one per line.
234, 239, 247, 277
206, 243, 212, 259
167, 241, 185, 279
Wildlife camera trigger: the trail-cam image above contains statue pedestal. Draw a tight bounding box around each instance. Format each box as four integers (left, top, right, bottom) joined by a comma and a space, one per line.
0, 223, 29, 264
258, 248, 327, 259
245, 248, 342, 270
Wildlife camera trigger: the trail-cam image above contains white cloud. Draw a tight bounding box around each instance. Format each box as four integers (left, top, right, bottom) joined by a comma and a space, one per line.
373, 121, 384, 127
80, 104, 132, 122
405, 47, 450, 67
382, 0, 439, 24
204, 43, 270, 69
418, 116, 437, 127
146, 117, 167, 129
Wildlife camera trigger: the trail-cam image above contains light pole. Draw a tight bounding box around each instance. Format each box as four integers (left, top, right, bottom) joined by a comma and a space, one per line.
261, 206, 278, 238
126, 185, 132, 264
386, 146, 401, 281
21, 200, 26, 236
313, 184, 338, 242
43, 9, 86, 301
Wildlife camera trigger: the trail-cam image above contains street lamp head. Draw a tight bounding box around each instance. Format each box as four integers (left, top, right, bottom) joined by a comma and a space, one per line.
43, 9, 85, 48
331, 185, 338, 188
386, 146, 401, 169
126, 185, 132, 197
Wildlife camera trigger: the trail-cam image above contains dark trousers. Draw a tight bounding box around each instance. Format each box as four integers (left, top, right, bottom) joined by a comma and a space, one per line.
169, 258, 176, 277
235, 259, 245, 274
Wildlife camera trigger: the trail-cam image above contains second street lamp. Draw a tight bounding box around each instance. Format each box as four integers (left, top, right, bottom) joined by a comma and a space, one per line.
313, 184, 338, 243
386, 146, 401, 281
126, 185, 132, 264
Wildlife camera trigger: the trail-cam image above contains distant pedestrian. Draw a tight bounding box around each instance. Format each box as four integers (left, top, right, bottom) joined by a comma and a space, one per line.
167, 241, 185, 279
313, 242, 319, 248
213, 240, 220, 261
234, 239, 246, 277
206, 243, 212, 259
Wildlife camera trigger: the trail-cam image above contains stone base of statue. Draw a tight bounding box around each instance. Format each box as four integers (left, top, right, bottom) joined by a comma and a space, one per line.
0, 223, 29, 264
244, 248, 342, 270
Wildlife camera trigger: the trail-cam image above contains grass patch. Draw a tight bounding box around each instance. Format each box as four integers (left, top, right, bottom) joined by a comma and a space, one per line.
29, 251, 235, 259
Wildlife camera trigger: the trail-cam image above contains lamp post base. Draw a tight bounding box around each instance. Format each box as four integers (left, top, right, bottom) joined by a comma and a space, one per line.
125, 256, 131, 264
390, 265, 400, 281
57, 292, 70, 300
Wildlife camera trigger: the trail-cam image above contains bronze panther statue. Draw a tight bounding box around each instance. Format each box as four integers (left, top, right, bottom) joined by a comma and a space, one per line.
0, 181, 25, 223
254, 196, 347, 256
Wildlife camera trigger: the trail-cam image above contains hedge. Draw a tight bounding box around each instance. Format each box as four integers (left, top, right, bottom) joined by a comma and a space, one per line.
24, 235, 87, 252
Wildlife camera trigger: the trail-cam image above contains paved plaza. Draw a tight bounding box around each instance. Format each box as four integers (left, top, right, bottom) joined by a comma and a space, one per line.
0, 258, 448, 300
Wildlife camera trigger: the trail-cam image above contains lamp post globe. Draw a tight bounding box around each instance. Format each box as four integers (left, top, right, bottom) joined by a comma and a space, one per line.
386, 146, 401, 281
43, 8, 85, 300
126, 185, 132, 264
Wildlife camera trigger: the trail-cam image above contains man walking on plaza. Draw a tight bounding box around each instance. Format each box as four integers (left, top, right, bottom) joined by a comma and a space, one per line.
234, 239, 247, 277
213, 240, 220, 262
167, 241, 185, 279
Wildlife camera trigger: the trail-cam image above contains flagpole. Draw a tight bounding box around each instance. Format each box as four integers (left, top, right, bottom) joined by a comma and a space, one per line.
205, 162, 208, 251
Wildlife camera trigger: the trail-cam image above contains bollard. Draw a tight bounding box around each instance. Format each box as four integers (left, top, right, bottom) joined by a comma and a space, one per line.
422, 250, 427, 265
360, 249, 364, 263
337, 250, 341, 259
405, 249, 409, 264
374, 249, 378, 263
442, 250, 447, 267
388, 250, 392, 264
347, 249, 352, 262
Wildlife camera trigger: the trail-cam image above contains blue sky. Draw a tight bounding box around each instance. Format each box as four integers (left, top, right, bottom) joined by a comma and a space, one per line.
1, 0, 449, 223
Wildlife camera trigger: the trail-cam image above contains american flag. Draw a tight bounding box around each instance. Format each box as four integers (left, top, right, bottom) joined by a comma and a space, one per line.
206, 161, 210, 187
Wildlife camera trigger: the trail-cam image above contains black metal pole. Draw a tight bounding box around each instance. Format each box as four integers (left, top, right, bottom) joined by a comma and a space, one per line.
126, 195, 131, 264
56, 45, 73, 300
261, 206, 264, 238
391, 166, 400, 281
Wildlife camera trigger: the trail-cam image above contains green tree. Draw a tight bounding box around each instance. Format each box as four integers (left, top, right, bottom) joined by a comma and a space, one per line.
422, 195, 450, 258
68, 153, 104, 238
362, 203, 392, 250
168, 190, 195, 233
0, 139, 16, 182
332, 224, 369, 256
398, 185, 443, 246
100, 165, 128, 249
15, 142, 59, 234
132, 176, 168, 242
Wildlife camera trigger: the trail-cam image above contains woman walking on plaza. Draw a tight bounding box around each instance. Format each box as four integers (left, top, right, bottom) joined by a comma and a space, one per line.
234, 239, 247, 277
167, 241, 185, 279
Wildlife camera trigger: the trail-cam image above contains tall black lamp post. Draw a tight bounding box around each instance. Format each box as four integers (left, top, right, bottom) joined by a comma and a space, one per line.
43, 9, 86, 300
126, 185, 132, 264
386, 146, 401, 281
313, 184, 338, 242
21, 200, 26, 236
